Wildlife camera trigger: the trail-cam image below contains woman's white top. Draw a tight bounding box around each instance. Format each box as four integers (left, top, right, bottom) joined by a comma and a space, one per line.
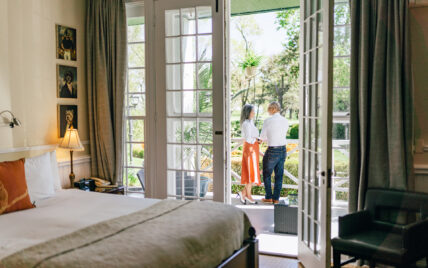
241, 120, 259, 144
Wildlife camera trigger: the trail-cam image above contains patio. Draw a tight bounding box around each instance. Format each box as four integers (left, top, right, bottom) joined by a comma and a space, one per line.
232, 194, 348, 256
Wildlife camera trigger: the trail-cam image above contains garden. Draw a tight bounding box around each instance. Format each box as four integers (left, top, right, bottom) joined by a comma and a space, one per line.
229, 8, 350, 200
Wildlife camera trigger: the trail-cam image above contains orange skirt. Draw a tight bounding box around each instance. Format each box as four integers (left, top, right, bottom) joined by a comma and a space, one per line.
241, 141, 261, 185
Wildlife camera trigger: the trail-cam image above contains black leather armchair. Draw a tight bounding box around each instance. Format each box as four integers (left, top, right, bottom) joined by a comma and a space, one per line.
332, 189, 428, 268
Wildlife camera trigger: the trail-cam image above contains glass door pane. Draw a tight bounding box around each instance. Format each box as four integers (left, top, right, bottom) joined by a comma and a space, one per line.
124, 2, 146, 195
154, 0, 224, 201
332, 0, 351, 239
165, 6, 213, 200
298, 0, 333, 267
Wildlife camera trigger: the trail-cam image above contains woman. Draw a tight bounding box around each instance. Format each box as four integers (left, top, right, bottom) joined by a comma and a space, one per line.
239, 104, 261, 204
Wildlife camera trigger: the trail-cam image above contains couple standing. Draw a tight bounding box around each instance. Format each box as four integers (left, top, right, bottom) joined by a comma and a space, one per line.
239, 102, 289, 205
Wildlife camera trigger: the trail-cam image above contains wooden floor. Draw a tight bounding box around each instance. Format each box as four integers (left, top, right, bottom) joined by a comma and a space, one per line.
260, 255, 299, 268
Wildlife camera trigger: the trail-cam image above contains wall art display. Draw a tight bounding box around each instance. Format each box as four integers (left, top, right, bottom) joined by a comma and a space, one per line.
57, 65, 77, 98
58, 105, 78, 138
56, 24, 77, 61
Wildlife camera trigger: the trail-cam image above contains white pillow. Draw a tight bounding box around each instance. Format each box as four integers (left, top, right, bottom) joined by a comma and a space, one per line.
24, 152, 56, 203
50, 151, 62, 191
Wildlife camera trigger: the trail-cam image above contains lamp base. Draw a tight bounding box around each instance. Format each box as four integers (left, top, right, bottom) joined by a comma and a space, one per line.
69, 172, 76, 188
69, 150, 75, 188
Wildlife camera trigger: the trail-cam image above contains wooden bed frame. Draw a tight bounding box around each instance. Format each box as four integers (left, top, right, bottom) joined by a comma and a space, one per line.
218, 227, 259, 268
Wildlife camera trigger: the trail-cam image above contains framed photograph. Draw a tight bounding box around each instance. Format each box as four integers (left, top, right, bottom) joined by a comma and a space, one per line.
58, 105, 78, 138
57, 65, 77, 99
56, 24, 77, 61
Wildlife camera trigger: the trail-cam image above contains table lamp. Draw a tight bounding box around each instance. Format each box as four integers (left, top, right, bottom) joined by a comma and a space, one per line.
59, 128, 84, 187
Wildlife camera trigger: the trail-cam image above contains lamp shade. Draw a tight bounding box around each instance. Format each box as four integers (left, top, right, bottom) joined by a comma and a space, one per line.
59, 128, 84, 151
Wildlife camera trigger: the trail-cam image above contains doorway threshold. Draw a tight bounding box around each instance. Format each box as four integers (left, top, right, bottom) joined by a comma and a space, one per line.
233, 195, 298, 257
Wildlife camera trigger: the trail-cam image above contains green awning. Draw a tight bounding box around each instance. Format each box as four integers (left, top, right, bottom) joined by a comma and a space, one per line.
231, 0, 299, 16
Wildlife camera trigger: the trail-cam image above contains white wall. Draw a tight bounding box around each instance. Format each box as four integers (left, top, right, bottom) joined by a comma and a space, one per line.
0, 0, 13, 149
0, 0, 88, 161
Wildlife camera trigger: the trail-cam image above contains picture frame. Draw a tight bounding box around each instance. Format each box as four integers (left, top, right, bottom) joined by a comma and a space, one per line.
56, 24, 77, 61
57, 65, 77, 99
58, 105, 78, 138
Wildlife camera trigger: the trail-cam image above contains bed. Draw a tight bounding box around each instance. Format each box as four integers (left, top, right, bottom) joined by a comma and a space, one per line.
0, 189, 258, 268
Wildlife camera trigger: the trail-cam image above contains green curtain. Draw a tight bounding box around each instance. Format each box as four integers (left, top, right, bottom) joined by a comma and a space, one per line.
349, 0, 414, 212
86, 0, 127, 184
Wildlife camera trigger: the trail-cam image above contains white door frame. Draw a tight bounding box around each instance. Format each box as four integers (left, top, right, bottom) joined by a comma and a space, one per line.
297, 0, 334, 267
145, 0, 226, 202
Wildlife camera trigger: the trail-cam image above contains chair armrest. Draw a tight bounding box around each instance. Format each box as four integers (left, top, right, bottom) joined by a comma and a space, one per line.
339, 210, 372, 237
372, 220, 406, 234
403, 219, 428, 250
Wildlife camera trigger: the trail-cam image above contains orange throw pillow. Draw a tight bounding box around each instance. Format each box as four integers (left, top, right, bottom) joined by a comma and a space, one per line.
0, 159, 35, 215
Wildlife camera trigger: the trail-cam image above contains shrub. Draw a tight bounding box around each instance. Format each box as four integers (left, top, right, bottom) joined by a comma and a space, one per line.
287, 123, 299, 139
132, 149, 144, 159
285, 154, 299, 179
231, 149, 350, 199
333, 123, 346, 140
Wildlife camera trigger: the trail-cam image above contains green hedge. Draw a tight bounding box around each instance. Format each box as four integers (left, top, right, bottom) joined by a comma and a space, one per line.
287, 124, 299, 139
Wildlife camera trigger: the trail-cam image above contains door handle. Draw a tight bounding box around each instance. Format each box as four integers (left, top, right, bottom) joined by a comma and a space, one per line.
317, 170, 336, 177
216, 0, 218, 12
215, 131, 223, 135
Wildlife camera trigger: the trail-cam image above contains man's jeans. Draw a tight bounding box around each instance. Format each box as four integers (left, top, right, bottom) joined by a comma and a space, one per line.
262, 146, 286, 200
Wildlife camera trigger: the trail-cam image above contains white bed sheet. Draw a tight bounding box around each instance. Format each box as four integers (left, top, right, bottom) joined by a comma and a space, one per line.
0, 189, 160, 259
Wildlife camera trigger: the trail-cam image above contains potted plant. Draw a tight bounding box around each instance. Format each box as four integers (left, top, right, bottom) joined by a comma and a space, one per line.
239, 52, 262, 77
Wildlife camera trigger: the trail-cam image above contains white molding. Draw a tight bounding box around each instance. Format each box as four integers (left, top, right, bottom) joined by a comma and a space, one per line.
0, 140, 89, 154
57, 155, 91, 167
409, 0, 428, 7
0, 144, 57, 154
415, 164, 428, 175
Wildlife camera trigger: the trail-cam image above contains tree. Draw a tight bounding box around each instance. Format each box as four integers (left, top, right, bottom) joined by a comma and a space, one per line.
230, 16, 262, 109
258, 9, 300, 117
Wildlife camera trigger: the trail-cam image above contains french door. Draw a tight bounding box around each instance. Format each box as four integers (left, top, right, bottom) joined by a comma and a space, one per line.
298, 0, 334, 267
149, 0, 226, 201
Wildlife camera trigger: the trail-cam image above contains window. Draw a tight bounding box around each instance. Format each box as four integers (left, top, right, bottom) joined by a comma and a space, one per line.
332, 0, 350, 204
124, 2, 145, 195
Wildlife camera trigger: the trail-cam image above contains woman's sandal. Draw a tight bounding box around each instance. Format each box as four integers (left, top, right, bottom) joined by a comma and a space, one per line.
245, 197, 258, 204
237, 192, 246, 205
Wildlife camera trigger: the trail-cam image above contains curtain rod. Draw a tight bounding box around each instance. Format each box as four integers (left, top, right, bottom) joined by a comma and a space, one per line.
409, 0, 428, 7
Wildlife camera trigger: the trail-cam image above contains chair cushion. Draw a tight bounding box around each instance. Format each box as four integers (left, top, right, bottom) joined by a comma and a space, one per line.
332, 230, 408, 264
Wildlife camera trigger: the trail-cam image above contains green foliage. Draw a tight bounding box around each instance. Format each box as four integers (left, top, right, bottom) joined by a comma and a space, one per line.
125, 169, 140, 187
284, 154, 299, 178
287, 124, 299, 139
231, 149, 349, 200
334, 88, 350, 112
239, 51, 262, 70
257, 9, 300, 115
231, 120, 242, 137
333, 123, 347, 140
132, 148, 144, 159
231, 184, 294, 198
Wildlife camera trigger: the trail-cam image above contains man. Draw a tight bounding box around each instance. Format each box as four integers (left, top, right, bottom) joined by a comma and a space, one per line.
260, 102, 289, 204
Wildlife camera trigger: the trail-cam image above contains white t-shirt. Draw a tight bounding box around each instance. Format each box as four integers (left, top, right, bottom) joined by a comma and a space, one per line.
260, 113, 289, 147
241, 120, 259, 144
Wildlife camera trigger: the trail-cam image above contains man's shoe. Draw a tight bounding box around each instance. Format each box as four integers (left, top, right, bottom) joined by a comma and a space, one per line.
262, 198, 273, 204
273, 199, 280, 204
